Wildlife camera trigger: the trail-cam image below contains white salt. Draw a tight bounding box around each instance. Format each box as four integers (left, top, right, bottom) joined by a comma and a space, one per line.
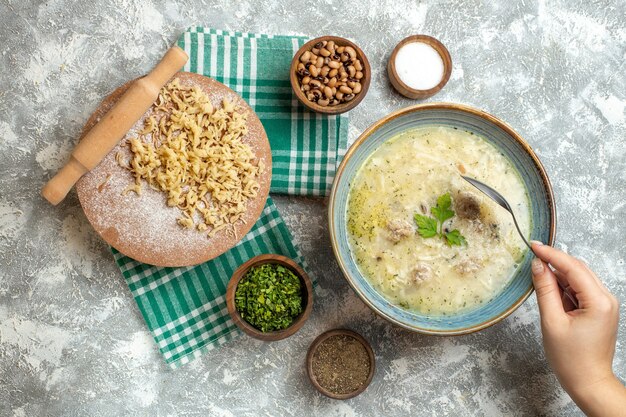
394, 42, 445, 90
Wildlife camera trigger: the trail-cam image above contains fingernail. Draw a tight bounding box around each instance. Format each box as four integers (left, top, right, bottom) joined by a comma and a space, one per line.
531, 258, 544, 274
530, 240, 544, 246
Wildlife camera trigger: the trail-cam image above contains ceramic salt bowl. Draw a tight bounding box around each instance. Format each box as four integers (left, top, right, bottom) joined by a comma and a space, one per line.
328, 103, 556, 335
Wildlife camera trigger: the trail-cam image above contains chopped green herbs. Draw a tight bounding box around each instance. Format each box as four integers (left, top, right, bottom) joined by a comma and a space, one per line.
235, 263, 303, 332
414, 193, 467, 247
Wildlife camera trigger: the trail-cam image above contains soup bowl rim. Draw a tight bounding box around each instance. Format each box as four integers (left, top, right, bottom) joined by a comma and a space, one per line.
328, 102, 556, 335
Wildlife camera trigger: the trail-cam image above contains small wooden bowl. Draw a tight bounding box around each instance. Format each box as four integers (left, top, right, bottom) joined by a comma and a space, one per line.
290, 36, 371, 114
226, 254, 313, 341
306, 329, 375, 400
387, 35, 452, 99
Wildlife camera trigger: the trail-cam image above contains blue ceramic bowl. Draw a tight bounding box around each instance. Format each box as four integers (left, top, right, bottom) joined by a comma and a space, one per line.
329, 103, 556, 335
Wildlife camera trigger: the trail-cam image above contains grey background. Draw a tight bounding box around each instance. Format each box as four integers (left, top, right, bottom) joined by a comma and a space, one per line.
1, 0, 625, 416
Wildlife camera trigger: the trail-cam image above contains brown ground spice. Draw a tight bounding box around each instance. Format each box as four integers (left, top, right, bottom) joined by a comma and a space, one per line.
311, 335, 371, 394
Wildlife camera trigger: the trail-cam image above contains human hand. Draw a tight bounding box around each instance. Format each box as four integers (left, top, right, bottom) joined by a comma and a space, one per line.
530, 242, 624, 415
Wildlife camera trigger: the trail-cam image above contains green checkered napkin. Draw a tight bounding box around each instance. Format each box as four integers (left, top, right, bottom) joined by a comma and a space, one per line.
113, 198, 310, 368
177, 27, 349, 196
111, 28, 352, 368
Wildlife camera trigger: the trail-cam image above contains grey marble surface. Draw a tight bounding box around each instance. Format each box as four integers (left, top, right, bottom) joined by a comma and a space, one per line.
1, 0, 625, 416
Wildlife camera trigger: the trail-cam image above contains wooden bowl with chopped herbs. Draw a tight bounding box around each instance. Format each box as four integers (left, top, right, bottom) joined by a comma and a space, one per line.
226, 254, 313, 341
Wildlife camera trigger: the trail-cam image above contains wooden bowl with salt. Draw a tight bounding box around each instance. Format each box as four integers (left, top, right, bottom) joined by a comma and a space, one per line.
75, 72, 272, 267
387, 35, 452, 99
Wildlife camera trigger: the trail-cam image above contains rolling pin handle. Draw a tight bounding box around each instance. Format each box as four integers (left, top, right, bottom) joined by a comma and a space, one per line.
41, 157, 88, 205
146, 46, 189, 87
40, 45, 189, 206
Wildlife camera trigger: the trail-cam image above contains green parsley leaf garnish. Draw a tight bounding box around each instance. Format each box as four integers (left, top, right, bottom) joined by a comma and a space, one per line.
414, 213, 438, 238
431, 193, 455, 225
444, 229, 467, 246
414, 193, 467, 246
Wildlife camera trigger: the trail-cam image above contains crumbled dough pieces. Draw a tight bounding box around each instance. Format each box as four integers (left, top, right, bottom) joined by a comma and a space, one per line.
120, 78, 262, 237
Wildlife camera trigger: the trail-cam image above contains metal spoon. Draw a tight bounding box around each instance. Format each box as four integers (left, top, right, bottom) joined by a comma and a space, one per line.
461, 175, 579, 309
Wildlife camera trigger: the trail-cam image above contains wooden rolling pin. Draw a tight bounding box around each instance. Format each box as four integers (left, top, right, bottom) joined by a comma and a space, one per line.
41, 45, 189, 205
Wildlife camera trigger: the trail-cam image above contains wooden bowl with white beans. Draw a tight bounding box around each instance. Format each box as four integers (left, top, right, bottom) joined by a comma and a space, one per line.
290, 36, 371, 114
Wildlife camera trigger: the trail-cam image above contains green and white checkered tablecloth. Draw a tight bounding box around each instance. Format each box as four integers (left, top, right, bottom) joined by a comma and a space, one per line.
114, 198, 309, 368
112, 28, 352, 368
177, 27, 349, 196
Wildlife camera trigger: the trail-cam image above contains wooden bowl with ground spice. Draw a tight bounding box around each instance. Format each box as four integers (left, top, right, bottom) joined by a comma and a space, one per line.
226, 254, 313, 341
306, 329, 375, 399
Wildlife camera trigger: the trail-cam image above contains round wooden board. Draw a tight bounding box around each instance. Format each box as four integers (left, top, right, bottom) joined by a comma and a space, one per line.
76, 72, 272, 267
